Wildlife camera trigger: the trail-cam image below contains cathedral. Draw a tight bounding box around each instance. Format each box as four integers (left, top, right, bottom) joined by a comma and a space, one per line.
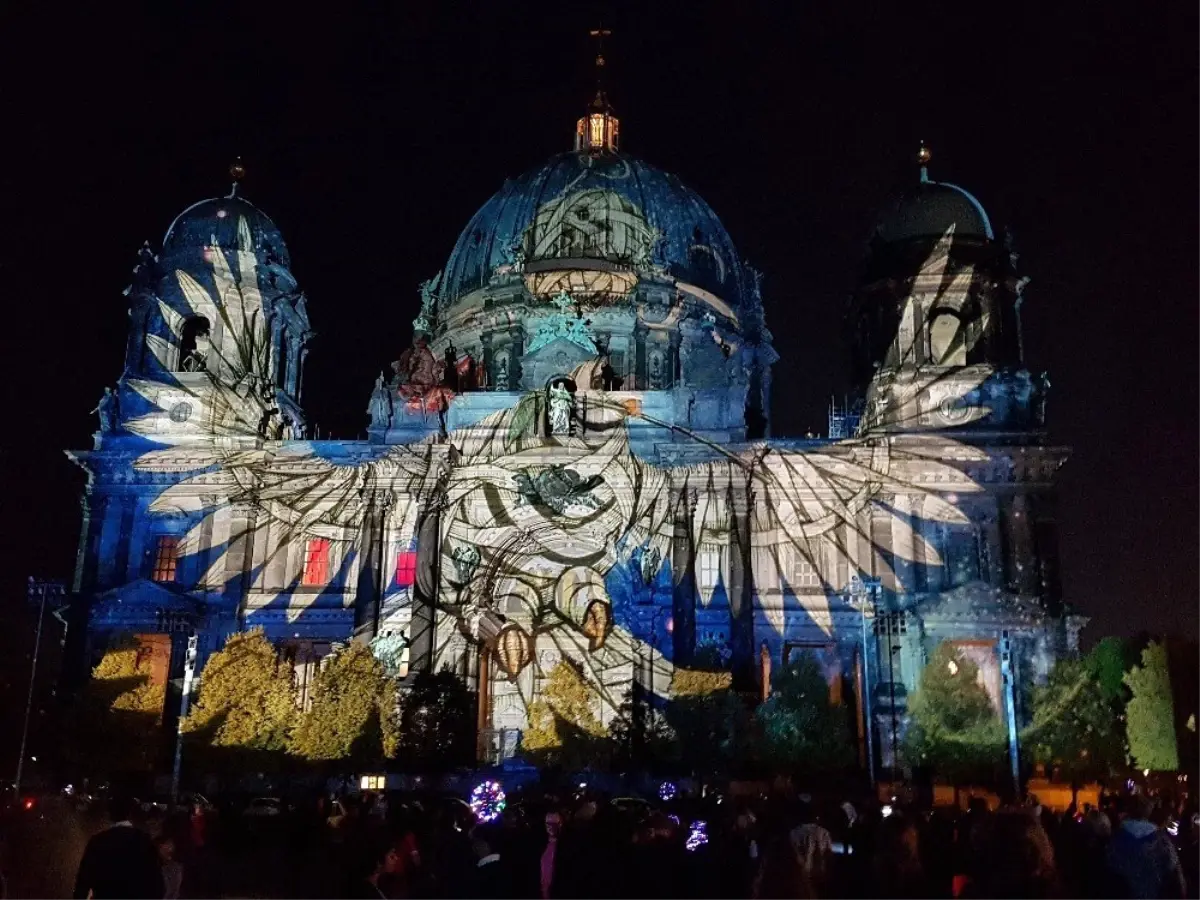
67, 83, 1084, 772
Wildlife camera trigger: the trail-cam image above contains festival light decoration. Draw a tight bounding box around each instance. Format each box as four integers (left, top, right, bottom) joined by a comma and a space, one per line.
686, 820, 709, 851
469, 780, 507, 823
658, 781, 678, 802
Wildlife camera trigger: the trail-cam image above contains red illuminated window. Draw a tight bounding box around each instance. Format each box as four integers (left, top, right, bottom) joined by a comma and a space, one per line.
302, 538, 331, 586
396, 550, 417, 588
151, 536, 179, 583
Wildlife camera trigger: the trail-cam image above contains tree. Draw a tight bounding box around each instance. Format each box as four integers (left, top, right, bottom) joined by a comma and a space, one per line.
1124, 641, 1179, 771
903, 643, 1006, 787
1025, 655, 1125, 785
607, 685, 679, 772
291, 642, 398, 766
1089, 637, 1127, 702
523, 659, 609, 769
755, 654, 851, 774
396, 669, 475, 771
665, 666, 753, 777
181, 628, 296, 766
65, 634, 166, 778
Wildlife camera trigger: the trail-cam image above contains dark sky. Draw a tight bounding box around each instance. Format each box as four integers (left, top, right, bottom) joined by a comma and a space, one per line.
1, 1, 1195, 642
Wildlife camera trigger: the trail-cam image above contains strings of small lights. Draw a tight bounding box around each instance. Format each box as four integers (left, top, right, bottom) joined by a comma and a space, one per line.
686, 820, 709, 851
658, 781, 678, 802
469, 780, 507, 823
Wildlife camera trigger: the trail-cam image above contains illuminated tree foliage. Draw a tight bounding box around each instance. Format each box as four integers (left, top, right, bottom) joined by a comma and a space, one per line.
666, 666, 752, 777
1089, 636, 1128, 702
66, 634, 166, 776
1124, 641, 1180, 772
291, 642, 398, 765
395, 669, 474, 771
1025, 655, 1125, 783
523, 659, 609, 769
607, 687, 679, 772
755, 654, 851, 773
903, 643, 1006, 785
181, 628, 296, 755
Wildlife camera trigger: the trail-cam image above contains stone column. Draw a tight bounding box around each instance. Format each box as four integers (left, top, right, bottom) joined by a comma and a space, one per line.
1001, 493, 1036, 594
670, 487, 697, 668
728, 474, 757, 690
225, 501, 259, 625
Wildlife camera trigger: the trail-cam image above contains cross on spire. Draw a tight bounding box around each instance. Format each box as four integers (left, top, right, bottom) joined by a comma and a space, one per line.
589, 25, 612, 86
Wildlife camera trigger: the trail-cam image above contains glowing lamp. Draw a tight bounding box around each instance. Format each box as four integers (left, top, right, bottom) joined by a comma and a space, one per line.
658, 781, 678, 802
575, 91, 619, 153
470, 780, 507, 823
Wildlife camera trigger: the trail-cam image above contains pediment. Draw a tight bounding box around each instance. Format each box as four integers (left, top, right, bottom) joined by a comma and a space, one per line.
520, 338, 598, 390
91, 578, 205, 628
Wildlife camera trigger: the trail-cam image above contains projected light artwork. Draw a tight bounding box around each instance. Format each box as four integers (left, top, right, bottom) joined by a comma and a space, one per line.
69, 101, 1072, 775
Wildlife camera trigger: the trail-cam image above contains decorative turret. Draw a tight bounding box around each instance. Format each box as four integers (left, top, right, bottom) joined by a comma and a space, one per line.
115, 161, 313, 444
574, 28, 619, 154
846, 145, 1041, 433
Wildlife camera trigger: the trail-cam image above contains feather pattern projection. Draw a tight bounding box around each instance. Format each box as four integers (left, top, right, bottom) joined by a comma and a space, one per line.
134, 222, 992, 702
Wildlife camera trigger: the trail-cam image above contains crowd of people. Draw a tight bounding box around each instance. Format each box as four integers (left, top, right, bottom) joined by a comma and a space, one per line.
65, 785, 1197, 899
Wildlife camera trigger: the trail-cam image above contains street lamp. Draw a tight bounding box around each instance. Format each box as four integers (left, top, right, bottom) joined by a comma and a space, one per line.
846, 575, 879, 787
16, 579, 64, 797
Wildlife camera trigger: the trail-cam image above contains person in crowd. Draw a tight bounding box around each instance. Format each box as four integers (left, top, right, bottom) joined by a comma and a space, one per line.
155, 835, 183, 900
346, 832, 405, 899
869, 813, 929, 899
73, 795, 165, 899
465, 823, 521, 899
960, 809, 1061, 898
752, 835, 815, 899
1106, 793, 1187, 899
539, 810, 563, 899
789, 802, 833, 893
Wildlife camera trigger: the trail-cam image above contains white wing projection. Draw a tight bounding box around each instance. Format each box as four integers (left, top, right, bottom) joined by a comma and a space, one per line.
132, 221, 993, 706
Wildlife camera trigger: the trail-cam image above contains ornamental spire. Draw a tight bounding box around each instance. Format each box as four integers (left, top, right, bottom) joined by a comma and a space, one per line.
575, 26, 619, 154
228, 157, 246, 198
917, 141, 931, 184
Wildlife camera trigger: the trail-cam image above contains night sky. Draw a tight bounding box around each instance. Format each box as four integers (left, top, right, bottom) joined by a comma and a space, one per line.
1, 2, 1195, 642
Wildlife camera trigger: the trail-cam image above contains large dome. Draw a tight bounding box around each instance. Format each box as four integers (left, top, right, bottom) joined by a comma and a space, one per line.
162, 194, 290, 267
874, 178, 994, 245
439, 151, 748, 309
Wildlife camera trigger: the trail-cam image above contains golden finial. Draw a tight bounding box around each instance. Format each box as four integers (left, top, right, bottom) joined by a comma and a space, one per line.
227, 157, 246, 198
917, 141, 931, 183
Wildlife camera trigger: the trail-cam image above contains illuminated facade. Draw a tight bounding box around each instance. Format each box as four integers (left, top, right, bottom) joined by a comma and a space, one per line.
68, 107, 1083, 770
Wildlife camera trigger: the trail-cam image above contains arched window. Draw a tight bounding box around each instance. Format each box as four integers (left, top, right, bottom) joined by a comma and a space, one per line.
277, 335, 291, 392
929, 311, 966, 366
178, 316, 211, 372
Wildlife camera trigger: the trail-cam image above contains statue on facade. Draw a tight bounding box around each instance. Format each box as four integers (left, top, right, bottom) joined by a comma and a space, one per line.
494, 355, 509, 391
499, 242, 526, 274
91, 387, 119, 433
368, 372, 393, 428
638, 543, 662, 585
548, 381, 574, 436
600, 356, 623, 391
451, 544, 481, 585
443, 344, 460, 391
370, 630, 409, 678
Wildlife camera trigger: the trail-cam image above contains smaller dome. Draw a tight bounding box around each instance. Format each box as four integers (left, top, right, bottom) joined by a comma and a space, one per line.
162, 195, 290, 267
874, 178, 994, 245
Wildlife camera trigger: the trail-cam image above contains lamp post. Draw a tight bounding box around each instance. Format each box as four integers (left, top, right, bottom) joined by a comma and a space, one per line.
15, 579, 52, 796
846, 576, 879, 787
170, 634, 199, 808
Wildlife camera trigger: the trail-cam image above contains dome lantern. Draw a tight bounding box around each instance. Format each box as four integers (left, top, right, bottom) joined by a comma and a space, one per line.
574, 27, 619, 154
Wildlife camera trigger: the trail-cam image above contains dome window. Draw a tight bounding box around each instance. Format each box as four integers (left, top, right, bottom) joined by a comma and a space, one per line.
178, 316, 211, 372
